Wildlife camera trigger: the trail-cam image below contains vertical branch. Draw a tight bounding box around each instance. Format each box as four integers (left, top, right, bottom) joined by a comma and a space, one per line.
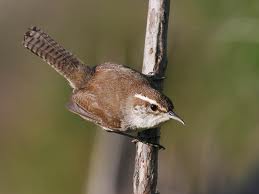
133, 1, 170, 194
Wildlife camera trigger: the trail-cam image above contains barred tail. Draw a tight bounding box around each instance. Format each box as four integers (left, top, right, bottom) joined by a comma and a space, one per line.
23, 26, 92, 89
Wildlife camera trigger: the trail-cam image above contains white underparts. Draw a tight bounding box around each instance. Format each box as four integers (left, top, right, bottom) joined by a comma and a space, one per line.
126, 105, 171, 130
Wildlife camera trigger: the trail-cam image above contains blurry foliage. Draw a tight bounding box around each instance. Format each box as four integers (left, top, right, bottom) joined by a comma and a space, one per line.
0, 0, 258, 194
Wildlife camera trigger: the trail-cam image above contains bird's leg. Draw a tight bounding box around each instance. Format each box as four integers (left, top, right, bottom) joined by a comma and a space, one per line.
107, 130, 165, 150
136, 131, 165, 150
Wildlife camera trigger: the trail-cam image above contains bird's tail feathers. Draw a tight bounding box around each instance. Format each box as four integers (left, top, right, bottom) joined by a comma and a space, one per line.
23, 26, 92, 89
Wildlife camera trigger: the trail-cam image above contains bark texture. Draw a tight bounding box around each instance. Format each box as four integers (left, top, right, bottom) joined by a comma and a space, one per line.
133, 1, 170, 194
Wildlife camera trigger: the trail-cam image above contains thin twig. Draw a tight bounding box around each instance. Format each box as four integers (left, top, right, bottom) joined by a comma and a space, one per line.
133, 0, 170, 194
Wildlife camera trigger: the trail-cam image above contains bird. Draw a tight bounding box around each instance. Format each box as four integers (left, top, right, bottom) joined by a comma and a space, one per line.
22, 26, 184, 149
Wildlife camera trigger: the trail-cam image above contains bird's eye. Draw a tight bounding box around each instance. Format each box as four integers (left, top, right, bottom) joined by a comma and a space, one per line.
150, 104, 158, 111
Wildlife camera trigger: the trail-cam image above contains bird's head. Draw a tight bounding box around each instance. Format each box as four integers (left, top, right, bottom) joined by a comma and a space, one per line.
124, 89, 184, 130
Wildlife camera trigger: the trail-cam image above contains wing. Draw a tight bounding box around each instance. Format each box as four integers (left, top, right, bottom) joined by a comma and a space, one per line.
66, 100, 103, 127
67, 91, 122, 131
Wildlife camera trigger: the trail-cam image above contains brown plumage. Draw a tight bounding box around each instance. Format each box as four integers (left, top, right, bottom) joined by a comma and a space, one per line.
23, 26, 92, 89
68, 63, 171, 131
23, 26, 183, 138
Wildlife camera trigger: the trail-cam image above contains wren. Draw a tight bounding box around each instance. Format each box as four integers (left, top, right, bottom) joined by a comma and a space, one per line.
23, 26, 184, 149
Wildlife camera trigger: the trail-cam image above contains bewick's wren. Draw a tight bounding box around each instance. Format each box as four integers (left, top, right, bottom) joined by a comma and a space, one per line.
23, 26, 184, 148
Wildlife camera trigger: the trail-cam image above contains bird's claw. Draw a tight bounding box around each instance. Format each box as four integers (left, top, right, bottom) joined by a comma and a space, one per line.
131, 138, 165, 150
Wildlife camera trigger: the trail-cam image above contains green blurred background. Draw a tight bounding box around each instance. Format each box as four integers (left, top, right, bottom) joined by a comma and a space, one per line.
0, 0, 259, 194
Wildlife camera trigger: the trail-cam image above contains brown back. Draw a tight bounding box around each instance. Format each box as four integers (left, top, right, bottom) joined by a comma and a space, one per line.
70, 63, 151, 130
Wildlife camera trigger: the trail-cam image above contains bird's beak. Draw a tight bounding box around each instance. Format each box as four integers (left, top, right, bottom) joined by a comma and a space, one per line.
168, 111, 185, 125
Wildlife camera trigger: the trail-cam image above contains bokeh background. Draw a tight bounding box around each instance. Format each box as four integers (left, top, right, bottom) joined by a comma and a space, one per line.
0, 0, 259, 194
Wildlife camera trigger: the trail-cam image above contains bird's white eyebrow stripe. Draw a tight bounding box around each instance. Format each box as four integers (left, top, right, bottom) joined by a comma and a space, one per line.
134, 94, 159, 106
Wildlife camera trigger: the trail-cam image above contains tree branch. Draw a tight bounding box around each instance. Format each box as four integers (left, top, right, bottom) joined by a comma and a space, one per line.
133, 1, 170, 194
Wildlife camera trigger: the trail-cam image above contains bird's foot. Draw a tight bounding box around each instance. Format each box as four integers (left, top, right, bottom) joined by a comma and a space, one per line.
131, 138, 165, 150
